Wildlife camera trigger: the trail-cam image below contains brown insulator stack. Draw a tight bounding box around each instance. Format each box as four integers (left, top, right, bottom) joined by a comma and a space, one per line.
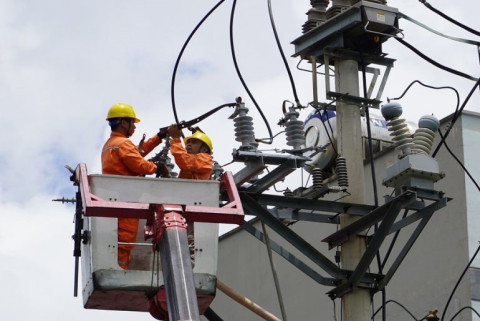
302, 0, 330, 34
327, 0, 351, 19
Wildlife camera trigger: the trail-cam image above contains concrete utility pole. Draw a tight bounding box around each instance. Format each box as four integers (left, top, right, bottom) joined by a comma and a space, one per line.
294, 2, 399, 321
335, 59, 370, 321
334, 2, 386, 320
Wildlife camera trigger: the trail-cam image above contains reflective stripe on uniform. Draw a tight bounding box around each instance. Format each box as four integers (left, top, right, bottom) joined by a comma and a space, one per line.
102, 146, 120, 154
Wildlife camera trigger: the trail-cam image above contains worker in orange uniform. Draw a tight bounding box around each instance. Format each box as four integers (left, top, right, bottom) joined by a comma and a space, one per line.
167, 125, 213, 264
167, 125, 213, 179
102, 103, 166, 269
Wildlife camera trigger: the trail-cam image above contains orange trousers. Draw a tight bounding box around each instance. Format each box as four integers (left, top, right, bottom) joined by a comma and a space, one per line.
117, 218, 139, 269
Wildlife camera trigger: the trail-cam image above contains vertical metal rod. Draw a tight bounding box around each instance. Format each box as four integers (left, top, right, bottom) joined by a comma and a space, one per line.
311, 55, 319, 107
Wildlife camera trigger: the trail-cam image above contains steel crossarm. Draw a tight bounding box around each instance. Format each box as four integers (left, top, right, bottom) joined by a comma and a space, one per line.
322, 191, 417, 249
241, 193, 378, 284
254, 193, 376, 216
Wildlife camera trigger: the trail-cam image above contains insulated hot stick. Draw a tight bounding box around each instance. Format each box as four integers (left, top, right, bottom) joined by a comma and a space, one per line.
159, 102, 237, 133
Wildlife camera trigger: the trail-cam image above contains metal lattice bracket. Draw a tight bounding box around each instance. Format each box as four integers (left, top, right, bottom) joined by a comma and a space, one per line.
324, 47, 395, 109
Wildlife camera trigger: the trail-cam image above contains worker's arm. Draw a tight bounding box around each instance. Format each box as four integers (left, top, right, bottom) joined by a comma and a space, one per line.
119, 139, 157, 175
138, 134, 162, 157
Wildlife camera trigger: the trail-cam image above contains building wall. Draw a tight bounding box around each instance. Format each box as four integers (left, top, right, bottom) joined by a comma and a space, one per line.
462, 113, 480, 321
210, 112, 478, 321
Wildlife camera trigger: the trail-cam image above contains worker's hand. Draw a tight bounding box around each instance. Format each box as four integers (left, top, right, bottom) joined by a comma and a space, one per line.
157, 128, 167, 140
167, 124, 183, 138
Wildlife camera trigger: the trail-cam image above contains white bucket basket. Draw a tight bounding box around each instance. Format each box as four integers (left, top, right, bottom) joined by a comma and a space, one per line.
80, 174, 220, 311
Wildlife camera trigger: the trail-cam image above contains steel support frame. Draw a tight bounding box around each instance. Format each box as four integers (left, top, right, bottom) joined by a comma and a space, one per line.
240, 193, 380, 284
269, 208, 339, 224
242, 220, 338, 286
325, 191, 415, 299
377, 197, 448, 291
322, 191, 417, 249
242, 188, 448, 298
254, 193, 376, 216
232, 150, 310, 189
324, 47, 395, 108
245, 159, 298, 193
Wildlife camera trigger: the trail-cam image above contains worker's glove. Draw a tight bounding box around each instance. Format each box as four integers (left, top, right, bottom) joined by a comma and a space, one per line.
157, 128, 167, 140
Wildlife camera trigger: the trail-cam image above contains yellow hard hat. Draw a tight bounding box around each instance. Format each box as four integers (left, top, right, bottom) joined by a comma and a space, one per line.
106, 103, 140, 123
184, 131, 213, 154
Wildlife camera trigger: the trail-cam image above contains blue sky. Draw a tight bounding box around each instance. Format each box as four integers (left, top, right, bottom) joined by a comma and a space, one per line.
1, 0, 479, 320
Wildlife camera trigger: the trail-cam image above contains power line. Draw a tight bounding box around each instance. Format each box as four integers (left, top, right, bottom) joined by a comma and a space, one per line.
418, 0, 480, 37
432, 77, 480, 157
229, 0, 273, 144
441, 243, 480, 321
395, 38, 478, 82
170, 0, 226, 126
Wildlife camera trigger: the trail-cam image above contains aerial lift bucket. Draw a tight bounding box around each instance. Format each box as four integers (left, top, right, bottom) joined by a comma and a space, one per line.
71, 163, 244, 319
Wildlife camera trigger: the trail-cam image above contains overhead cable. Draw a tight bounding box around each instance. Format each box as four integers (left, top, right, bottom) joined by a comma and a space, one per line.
309, 102, 338, 155
448, 306, 480, 321
395, 38, 478, 82
438, 129, 480, 193
388, 80, 460, 112
432, 77, 480, 157
230, 0, 273, 144
170, 0, 226, 126
371, 299, 424, 321
267, 0, 301, 107
399, 13, 480, 46
440, 243, 480, 321
418, 0, 480, 37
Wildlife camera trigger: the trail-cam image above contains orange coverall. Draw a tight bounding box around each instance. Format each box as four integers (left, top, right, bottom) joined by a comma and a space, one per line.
101, 131, 161, 269
170, 137, 212, 249
170, 138, 212, 180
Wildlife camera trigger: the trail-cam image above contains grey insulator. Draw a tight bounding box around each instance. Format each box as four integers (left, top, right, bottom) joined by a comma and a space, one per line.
312, 168, 324, 191
412, 115, 439, 155
234, 114, 257, 150
336, 157, 348, 188
165, 157, 178, 178
418, 114, 440, 132
285, 119, 306, 149
381, 102, 403, 121
381, 102, 413, 156
283, 188, 295, 197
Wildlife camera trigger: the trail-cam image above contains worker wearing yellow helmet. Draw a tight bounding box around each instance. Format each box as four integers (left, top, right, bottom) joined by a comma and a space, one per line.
102, 103, 166, 269
167, 125, 213, 180
167, 124, 213, 268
